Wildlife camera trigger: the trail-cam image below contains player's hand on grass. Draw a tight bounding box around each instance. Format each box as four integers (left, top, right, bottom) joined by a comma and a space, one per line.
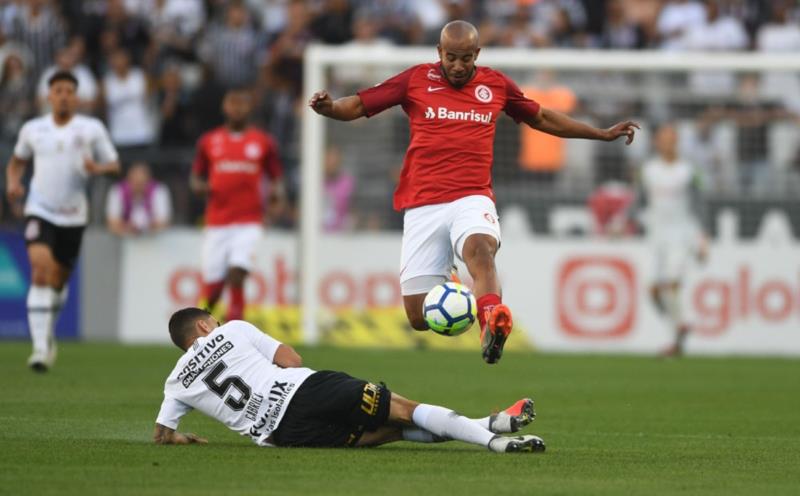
173, 432, 208, 445
309, 91, 333, 115
604, 121, 640, 145
6, 181, 25, 203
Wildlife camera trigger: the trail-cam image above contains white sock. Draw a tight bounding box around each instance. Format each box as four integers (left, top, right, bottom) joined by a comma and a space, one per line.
402, 428, 445, 443
411, 404, 495, 447
27, 285, 57, 354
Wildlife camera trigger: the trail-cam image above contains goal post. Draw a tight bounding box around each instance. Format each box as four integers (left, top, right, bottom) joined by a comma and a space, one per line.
300, 45, 800, 346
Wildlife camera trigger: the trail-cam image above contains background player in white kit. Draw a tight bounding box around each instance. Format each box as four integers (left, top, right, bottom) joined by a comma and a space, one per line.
638, 124, 708, 357
154, 307, 544, 453
5, 71, 120, 371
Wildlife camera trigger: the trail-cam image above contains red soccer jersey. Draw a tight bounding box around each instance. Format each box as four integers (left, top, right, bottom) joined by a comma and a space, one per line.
192, 127, 283, 226
357, 63, 541, 210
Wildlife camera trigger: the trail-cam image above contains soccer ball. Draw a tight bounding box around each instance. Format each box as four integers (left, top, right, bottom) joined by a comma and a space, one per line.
423, 282, 477, 336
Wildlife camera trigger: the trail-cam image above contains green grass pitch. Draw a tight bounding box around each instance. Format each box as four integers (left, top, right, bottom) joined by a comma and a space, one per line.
1, 342, 799, 495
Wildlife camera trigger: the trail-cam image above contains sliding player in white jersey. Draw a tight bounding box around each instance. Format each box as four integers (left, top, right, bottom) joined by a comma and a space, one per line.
154, 308, 544, 453
5, 71, 120, 371
638, 124, 708, 357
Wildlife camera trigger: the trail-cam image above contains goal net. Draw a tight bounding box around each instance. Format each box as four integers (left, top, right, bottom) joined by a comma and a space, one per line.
299, 46, 800, 350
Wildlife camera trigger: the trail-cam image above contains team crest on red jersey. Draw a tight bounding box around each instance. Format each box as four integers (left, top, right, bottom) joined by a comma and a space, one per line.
245, 142, 262, 159
475, 85, 493, 103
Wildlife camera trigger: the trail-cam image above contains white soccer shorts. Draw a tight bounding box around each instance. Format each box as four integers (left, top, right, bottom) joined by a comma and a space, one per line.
400, 195, 501, 295
201, 223, 262, 282
650, 227, 696, 283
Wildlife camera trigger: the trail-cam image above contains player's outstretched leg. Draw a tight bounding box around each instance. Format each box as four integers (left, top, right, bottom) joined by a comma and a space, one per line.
389, 393, 544, 453
460, 233, 513, 364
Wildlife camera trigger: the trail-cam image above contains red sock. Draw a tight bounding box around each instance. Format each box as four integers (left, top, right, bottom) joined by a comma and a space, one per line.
227, 285, 245, 321
477, 293, 501, 329
202, 281, 225, 309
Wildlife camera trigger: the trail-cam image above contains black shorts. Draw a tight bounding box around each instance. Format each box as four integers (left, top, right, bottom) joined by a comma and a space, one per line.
24, 216, 85, 269
271, 371, 392, 448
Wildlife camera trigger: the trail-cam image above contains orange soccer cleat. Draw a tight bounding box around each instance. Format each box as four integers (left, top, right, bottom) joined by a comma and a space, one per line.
480, 304, 513, 364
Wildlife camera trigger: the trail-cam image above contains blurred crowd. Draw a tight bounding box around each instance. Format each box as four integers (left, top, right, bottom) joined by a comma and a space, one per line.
0, 0, 799, 232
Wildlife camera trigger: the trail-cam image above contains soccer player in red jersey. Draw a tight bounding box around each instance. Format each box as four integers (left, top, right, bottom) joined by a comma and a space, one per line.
310, 21, 639, 364
191, 88, 285, 322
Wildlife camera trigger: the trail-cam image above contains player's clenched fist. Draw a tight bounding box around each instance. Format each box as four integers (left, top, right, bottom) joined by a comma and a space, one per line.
309, 91, 333, 115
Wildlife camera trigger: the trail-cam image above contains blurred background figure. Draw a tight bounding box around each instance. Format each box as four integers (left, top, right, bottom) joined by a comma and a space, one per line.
0, 52, 32, 146
637, 123, 708, 357
101, 48, 156, 156
37, 41, 98, 114
322, 145, 354, 232
588, 178, 637, 238
519, 71, 577, 183
199, 0, 265, 90
105, 161, 172, 236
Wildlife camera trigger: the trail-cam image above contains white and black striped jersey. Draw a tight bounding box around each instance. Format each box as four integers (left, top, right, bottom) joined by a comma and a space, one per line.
156, 321, 314, 447
13, 114, 118, 226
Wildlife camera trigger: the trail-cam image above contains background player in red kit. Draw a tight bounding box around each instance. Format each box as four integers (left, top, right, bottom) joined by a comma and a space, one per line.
310, 21, 639, 364
191, 88, 285, 321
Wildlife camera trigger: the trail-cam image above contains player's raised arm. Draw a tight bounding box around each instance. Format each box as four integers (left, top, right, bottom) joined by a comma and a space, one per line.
308, 91, 366, 121
153, 423, 207, 445
526, 108, 640, 145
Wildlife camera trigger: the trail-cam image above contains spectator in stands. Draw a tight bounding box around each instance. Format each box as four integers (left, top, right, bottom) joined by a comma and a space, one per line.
0, 52, 32, 144
679, 0, 749, 96
106, 161, 172, 236
588, 178, 637, 237
267, 0, 313, 96
656, 0, 707, 50
199, 0, 266, 89
322, 145, 355, 232
756, 1, 800, 112
357, 0, 423, 45
598, 0, 647, 49
530, 0, 589, 47
246, 0, 289, 39
311, 0, 354, 45
100, 0, 151, 66
102, 48, 156, 155
702, 74, 794, 193
145, 0, 206, 66
519, 71, 577, 181
36, 42, 98, 114
158, 63, 194, 146
5, 0, 66, 81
